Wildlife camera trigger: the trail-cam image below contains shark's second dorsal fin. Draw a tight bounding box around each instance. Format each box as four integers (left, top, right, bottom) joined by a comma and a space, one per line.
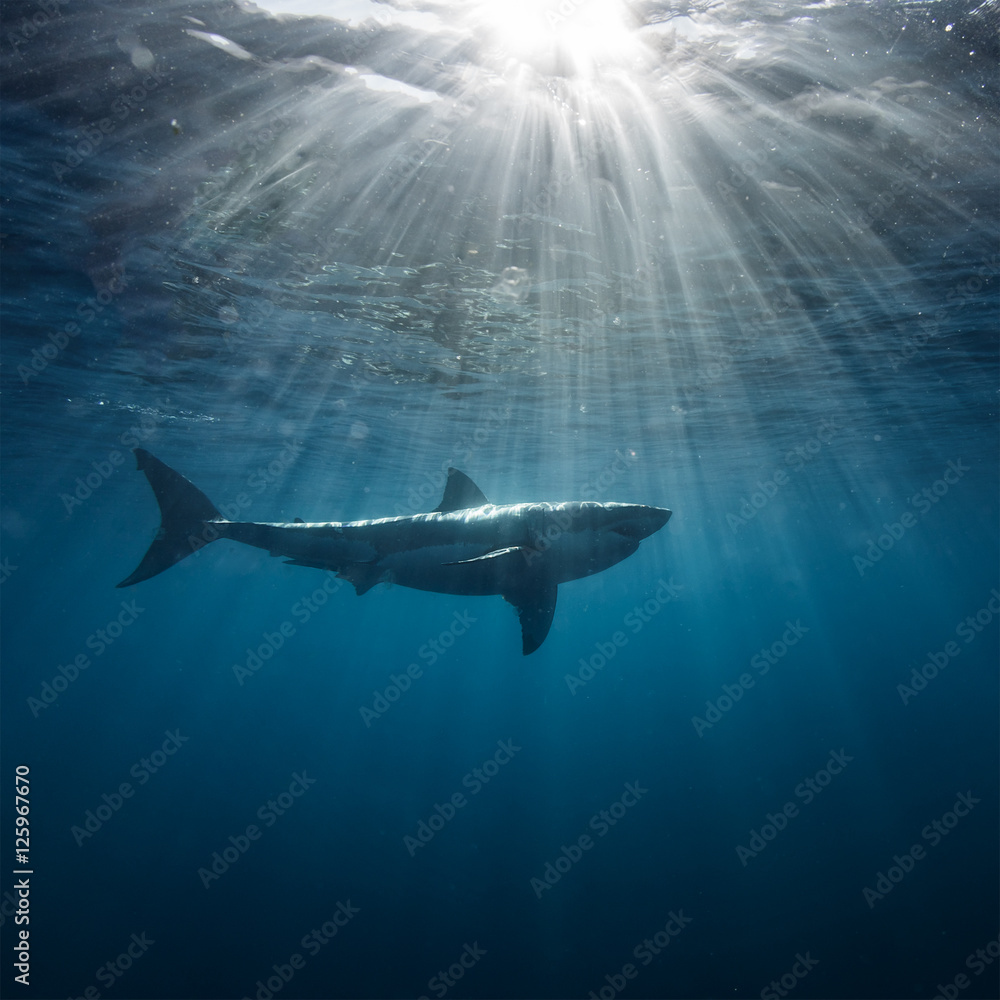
432, 468, 489, 512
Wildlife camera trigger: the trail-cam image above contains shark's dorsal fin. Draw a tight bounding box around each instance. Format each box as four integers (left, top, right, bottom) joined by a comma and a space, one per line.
432, 468, 489, 512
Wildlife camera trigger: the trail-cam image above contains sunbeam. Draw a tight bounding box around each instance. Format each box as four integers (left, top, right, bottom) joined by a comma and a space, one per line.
469, 0, 644, 77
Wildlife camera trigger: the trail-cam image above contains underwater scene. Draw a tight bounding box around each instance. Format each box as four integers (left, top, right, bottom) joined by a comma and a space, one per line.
1, 0, 998, 997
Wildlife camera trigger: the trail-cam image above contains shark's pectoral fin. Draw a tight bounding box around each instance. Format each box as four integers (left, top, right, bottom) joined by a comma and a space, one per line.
440, 546, 555, 653
503, 580, 558, 656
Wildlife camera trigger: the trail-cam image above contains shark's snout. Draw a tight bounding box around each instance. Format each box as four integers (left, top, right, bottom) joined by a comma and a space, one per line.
612, 505, 672, 540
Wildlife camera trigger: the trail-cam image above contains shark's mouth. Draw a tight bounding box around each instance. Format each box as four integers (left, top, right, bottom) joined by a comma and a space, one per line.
611, 509, 672, 540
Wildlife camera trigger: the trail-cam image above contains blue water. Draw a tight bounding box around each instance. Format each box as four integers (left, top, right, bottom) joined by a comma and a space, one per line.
2, 1, 998, 998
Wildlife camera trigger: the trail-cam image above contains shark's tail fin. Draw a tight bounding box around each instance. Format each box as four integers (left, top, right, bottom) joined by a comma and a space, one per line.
117, 449, 222, 588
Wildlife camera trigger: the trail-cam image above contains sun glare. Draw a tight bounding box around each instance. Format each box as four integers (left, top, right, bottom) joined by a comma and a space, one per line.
472, 0, 639, 76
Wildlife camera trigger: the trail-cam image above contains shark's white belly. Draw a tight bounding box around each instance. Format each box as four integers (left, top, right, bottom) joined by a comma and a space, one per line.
380, 542, 490, 572
376, 542, 512, 595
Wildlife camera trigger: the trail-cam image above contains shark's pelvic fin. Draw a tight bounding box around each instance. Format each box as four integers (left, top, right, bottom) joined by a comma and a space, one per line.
433, 468, 490, 512
117, 449, 221, 588
337, 563, 390, 596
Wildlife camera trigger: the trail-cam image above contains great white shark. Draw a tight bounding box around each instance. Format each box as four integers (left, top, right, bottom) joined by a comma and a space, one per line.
118, 449, 672, 654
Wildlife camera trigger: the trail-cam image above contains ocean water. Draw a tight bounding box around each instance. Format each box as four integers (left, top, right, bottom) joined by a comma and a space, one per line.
1, 1, 998, 998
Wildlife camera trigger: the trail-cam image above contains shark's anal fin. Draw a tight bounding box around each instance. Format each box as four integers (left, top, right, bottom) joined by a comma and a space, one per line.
503, 580, 558, 656
433, 468, 489, 512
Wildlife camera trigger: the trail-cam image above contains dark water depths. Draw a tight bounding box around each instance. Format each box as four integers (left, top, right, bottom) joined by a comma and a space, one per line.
1, 0, 998, 997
